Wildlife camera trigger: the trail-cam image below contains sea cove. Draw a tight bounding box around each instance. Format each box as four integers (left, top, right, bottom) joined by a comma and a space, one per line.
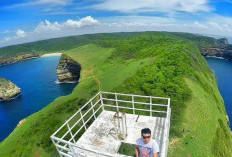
0, 55, 77, 141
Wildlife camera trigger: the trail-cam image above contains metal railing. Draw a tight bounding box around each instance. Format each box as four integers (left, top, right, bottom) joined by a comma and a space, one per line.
51, 91, 171, 157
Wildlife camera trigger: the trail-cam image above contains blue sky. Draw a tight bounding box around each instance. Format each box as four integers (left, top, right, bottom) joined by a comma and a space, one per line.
1, 0, 232, 47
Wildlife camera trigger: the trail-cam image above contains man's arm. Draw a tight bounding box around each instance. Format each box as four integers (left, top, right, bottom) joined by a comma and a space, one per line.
135, 145, 139, 157
153, 152, 158, 157
152, 139, 159, 157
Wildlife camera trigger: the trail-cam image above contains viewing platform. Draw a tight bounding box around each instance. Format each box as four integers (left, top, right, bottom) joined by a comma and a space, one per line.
51, 91, 171, 157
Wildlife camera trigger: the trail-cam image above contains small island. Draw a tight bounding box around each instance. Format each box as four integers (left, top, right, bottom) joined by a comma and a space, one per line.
56, 54, 81, 83
0, 77, 21, 101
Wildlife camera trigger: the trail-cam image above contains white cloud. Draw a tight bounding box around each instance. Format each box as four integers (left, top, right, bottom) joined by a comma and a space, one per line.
65, 16, 99, 27
0, 29, 26, 45
33, 16, 99, 33
0, 16, 100, 47
1, 15, 232, 47
8, 0, 72, 8
92, 0, 212, 13
34, 20, 61, 32
16, 29, 26, 37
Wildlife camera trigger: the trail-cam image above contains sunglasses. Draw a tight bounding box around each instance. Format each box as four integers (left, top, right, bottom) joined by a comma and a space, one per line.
142, 135, 151, 139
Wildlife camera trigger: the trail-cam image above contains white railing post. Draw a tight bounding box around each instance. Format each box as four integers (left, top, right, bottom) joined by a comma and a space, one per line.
132, 95, 135, 115
164, 107, 171, 157
167, 98, 170, 118
113, 116, 119, 140
69, 144, 77, 157
67, 122, 76, 143
100, 92, 104, 110
51, 138, 63, 157
150, 97, 152, 117
91, 99, 96, 119
80, 110, 87, 130
115, 93, 119, 112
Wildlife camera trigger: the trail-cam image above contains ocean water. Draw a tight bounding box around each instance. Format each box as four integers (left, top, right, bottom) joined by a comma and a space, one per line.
206, 57, 232, 130
0, 55, 77, 141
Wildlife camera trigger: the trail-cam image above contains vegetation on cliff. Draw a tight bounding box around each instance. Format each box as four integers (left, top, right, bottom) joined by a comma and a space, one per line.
0, 33, 137, 58
171, 32, 228, 48
0, 31, 231, 62
0, 32, 231, 157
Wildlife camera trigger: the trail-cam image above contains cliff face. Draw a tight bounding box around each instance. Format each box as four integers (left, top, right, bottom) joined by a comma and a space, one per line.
0, 77, 21, 101
200, 38, 232, 60
0, 53, 39, 66
56, 54, 81, 82
201, 47, 232, 58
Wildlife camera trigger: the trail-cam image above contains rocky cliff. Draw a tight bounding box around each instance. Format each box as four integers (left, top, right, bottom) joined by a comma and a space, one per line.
0, 77, 21, 101
0, 53, 39, 66
172, 34, 232, 60
56, 54, 81, 82
199, 38, 232, 60
201, 47, 232, 59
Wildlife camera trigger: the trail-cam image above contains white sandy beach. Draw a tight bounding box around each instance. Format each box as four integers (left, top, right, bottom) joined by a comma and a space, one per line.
41, 53, 62, 57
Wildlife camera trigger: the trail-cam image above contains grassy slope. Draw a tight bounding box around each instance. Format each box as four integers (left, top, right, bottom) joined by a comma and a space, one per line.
107, 34, 232, 156
0, 33, 231, 157
169, 73, 231, 156
0, 44, 152, 157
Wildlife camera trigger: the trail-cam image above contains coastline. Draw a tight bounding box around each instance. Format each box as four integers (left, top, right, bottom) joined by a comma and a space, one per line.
0, 53, 62, 67
0, 56, 39, 67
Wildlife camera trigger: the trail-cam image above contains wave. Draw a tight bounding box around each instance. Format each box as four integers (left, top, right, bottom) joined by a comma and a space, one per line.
0, 93, 21, 102
54, 79, 77, 84
205, 56, 225, 60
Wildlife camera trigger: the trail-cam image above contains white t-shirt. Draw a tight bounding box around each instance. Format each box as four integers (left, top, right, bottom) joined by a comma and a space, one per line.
136, 137, 160, 157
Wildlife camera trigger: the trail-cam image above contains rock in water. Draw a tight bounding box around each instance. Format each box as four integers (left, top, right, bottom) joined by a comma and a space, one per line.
0, 77, 21, 101
56, 54, 81, 83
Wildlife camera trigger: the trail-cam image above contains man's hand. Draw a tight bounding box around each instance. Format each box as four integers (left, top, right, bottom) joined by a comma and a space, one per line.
153, 152, 158, 157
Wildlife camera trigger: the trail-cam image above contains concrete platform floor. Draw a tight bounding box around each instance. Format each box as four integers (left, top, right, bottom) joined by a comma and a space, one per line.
74, 110, 167, 157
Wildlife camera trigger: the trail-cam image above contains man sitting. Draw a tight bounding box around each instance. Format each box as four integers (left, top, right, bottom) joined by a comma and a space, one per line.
135, 128, 160, 157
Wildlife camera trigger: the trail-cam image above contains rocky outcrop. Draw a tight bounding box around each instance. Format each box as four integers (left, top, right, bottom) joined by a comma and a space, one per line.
0, 77, 21, 101
56, 54, 81, 83
201, 47, 232, 59
0, 53, 39, 66
200, 38, 232, 60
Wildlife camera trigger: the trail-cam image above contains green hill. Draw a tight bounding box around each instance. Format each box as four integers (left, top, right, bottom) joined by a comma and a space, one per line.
0, 32, 137, 58
0, 32, 231, 157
